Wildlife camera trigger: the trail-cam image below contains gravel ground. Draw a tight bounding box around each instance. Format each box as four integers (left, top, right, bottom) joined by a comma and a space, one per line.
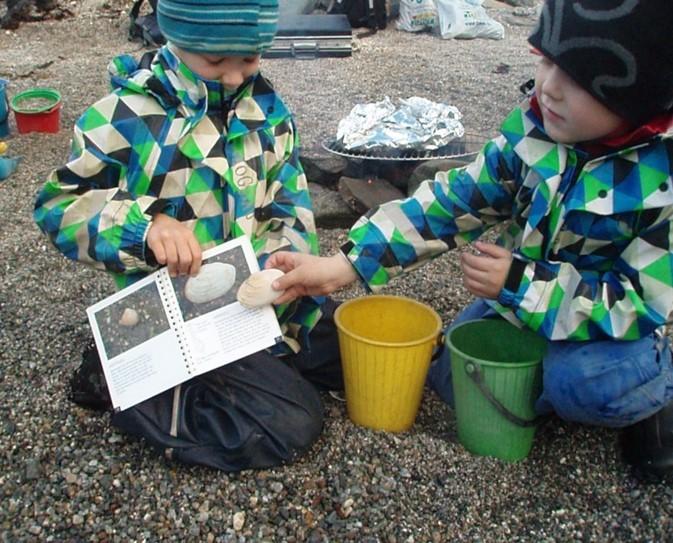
1, 1, 672, 541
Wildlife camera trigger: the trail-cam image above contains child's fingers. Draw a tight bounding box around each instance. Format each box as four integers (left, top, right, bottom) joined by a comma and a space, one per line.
265, 251, 295, 272
151, 241, 167, 265
272, 287, 300, 305
461, 251, 492, 272
163, 239, 179, 276
271, 267, 303, 292
461, 264, 488, 287
180, 231, 201, 276
186, 235, 202, 277
474, 241, 511, 258
461, 263, 493, 297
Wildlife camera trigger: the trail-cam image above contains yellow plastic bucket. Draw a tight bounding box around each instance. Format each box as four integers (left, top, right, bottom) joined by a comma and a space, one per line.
335, 295, 442, 432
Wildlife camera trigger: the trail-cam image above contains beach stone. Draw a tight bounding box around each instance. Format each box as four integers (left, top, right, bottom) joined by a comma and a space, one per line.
338, 176, 405, 215
407, 159, 470, 196
301, 145, 348, 187
233, 511, 245, 531
310, 182, 360, 228
25, 458, 41, 481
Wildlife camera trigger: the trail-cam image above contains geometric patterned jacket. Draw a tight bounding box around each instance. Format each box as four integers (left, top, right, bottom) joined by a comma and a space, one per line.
342, 99, 673, 341
34, 46, 321, 353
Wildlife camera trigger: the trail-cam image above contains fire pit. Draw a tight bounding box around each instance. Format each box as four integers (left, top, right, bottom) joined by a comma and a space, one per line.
321, 134, 486, 192
322, 133, 486, 162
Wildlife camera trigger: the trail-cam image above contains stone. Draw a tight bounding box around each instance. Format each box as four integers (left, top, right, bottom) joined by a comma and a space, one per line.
337, 176, 405, 215
499, 0, 537, 7
118, 307, 139, 327
406, 158, 470, 196
25, 458, 41, 480
309, 182, 360, 228
232, 511, 245, 531
300, 145, 348, 187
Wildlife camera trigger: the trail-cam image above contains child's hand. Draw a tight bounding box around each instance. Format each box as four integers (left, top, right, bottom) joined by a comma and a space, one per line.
147, 214, 202, 277
265, 252, 358, 304
460, 241, 512, 300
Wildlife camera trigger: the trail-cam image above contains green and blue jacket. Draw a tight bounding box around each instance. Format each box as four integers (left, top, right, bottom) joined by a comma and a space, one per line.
34, 46, 320, 353
342, 99, 673, 341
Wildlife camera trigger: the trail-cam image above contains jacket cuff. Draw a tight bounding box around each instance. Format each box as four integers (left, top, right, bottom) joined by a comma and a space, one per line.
340, 241, 375, 293
498, 257, 527, 307
146, 199, 177, 218
130, 214, 152, 263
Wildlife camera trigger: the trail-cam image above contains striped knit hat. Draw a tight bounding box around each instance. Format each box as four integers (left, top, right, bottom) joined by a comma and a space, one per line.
157, 0, 279, 55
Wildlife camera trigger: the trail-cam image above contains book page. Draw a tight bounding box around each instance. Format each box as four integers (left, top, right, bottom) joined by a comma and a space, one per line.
186, 304, 282, 374
86, 237, 283, 410
168, 237, 283, 375
86, 276, 190, 410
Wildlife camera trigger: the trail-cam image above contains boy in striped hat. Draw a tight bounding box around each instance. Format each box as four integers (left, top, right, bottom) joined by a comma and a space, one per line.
34, 0, 344, 471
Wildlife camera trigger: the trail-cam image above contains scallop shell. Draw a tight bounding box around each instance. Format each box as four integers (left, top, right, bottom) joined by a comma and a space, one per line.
119, 308, 139, 327
184, 262, 236, 304
237, 269, 285, 308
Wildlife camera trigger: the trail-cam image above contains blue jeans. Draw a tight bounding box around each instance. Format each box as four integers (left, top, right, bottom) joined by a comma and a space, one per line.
427, 300, 673, 428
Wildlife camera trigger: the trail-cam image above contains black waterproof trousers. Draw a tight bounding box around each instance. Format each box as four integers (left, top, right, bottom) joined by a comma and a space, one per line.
110, 299, 343, 471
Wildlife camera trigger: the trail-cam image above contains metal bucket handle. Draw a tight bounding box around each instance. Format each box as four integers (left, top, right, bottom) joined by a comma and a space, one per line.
464, 360, 541, 428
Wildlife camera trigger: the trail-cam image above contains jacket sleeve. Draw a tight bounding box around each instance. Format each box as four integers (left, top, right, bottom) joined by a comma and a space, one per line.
254, 118, 319, 261
498, 215, 673, 341
34, 95, 170, 275
342, 135, 521, 291
254, 118, 322, 351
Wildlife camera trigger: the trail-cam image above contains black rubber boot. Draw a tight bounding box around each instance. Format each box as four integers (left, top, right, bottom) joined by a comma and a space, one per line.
68, 342, 112, 411
620, 401, 673, 481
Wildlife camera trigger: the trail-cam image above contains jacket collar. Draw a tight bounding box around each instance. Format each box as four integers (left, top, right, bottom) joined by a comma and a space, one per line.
108, 46, 290, 139
578, 111, 673, 156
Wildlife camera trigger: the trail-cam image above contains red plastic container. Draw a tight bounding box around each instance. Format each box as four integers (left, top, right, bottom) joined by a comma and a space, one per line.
10, 88, 61, 134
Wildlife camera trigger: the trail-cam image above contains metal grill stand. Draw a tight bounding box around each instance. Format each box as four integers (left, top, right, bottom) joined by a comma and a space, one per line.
322, 134, 485, 162
322, 134, 484, 191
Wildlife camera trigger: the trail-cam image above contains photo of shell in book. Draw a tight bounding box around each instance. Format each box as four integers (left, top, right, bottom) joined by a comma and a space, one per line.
172, 244, 251, 322
93, 281, 170, 359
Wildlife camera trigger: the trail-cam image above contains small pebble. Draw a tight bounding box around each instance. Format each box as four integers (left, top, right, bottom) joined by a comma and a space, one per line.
232, 511, 245, 531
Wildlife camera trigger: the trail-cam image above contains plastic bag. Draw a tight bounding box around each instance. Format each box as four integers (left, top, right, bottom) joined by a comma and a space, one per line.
435, 0, 504, 40
397, 0, 438, 32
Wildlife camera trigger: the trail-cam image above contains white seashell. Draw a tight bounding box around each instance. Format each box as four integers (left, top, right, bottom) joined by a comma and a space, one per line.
119, 308, 139, 327
237, 269, 285, 308
184, 262, 236, 304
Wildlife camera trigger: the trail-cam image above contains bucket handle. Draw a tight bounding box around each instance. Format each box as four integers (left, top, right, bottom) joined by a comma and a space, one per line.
464, 361, 540, 428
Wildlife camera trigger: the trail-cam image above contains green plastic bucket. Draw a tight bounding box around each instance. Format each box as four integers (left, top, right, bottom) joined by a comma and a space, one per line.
447, 319, 547, 462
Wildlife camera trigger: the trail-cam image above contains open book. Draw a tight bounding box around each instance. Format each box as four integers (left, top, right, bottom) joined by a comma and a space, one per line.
86, 237, 283, 411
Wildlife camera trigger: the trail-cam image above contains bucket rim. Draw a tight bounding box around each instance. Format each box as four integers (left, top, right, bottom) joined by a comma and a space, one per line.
447, 318, 546, 368
10, 87, 62, 114
334, 294, 442, 348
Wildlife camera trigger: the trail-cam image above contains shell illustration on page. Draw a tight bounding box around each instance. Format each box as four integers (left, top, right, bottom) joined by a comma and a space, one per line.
237, 269, 285, 308
184, 262, 236, 304
118, 307, 139, 327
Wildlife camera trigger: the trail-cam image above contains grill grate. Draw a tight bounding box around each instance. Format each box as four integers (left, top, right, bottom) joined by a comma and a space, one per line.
322, 134, 486, 162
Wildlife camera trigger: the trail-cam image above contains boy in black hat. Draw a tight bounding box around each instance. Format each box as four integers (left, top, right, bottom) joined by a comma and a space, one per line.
267, 0, 673, 479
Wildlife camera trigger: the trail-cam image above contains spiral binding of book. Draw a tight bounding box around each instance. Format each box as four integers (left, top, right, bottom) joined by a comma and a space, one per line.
156, 270, 195, 374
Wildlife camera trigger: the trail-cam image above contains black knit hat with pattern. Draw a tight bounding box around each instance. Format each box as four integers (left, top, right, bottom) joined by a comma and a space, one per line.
528, 0, 673, 125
